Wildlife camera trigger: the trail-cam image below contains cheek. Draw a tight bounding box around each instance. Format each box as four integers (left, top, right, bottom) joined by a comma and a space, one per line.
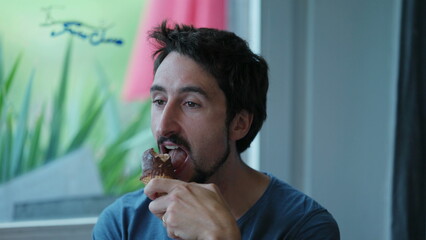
191, 120, 228, 148
150, 111, 159, 136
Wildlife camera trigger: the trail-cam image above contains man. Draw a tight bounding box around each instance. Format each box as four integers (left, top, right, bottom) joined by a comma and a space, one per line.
93, 21, 340, 239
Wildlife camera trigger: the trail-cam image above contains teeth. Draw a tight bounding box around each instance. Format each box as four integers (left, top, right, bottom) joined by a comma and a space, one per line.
165, 145, 178, 150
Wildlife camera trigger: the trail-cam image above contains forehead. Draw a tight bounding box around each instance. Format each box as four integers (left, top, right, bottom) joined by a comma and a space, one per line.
152, 52, 220, 95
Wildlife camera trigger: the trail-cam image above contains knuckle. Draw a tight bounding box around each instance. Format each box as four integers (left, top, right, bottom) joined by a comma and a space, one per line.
166, 212, 176, 224
168, 201, 179, 212
176, 182, 191, 191
148, 201, 154, 212
150, 177, 162, 185
167, 229, 175, 239
168, 191, 181, 202
206, 183, 219, 192
169, 183, 192, 199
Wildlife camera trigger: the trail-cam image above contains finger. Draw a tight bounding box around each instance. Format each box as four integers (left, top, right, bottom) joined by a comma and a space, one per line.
148, 194, 169, 218
162, 213, 167, 227
187, 183, 232, 212
144, 178, 182, 200
197, 183, 220, 194
167, 228, 180, 240
188, 183, 224, 202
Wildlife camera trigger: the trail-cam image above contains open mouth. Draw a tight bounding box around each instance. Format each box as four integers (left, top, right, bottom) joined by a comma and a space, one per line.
161, 144, 189, 174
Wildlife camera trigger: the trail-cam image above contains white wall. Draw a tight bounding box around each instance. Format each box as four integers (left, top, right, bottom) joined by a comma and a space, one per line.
259, 0, 401, 239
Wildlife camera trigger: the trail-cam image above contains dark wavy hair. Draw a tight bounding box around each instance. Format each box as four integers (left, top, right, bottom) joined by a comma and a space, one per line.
149, 21, 269, 153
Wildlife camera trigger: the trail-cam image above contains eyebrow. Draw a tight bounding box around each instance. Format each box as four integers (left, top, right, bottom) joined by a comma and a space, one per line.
179, 86, 208, 98
150, 85, 165, 93
150, 85, 209, 98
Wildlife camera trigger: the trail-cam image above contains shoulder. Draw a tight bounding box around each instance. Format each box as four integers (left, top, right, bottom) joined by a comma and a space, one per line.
100, 188, 147, 216
285, 207, 340, 240
266, 175, 323, 215
266, 174, 340, 239
92, 188, 148, 239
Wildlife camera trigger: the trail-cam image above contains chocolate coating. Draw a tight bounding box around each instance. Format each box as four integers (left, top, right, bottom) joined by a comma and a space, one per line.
140, 148, 175, 184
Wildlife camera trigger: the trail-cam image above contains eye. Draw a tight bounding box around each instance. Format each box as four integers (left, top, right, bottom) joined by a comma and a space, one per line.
184, 101, 200, 108
153, 99, 166, 106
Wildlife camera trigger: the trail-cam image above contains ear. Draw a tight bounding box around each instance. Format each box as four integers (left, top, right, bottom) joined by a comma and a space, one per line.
229, 110, 253, 141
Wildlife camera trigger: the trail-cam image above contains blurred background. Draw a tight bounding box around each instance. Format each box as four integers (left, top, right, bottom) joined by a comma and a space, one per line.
0, 0, 424, 240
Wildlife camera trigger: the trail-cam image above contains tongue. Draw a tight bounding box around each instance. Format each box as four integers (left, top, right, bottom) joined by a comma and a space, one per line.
169, 149, 188, 169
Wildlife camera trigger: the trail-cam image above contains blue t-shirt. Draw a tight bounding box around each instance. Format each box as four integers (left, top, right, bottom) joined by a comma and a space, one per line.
93, 174, 339, 239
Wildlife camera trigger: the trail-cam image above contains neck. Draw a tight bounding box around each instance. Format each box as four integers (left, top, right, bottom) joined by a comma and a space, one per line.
207, 149, 270, 219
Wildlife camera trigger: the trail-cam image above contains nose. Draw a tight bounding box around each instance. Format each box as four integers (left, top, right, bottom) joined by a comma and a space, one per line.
153, 102, 180, 138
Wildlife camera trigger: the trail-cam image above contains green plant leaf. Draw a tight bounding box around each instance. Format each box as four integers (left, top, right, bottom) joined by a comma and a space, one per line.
0, 36, 4, 83
66, 97, 106, 153
82, 86, 101, 118
96, 63, 121, 143
1, 112, 13, 183
0, 52, 22, 119
0, 96, 9, 147
97, 101, 153, 194
0, 102, 9, 183
45, 38, 72, 161
121, 128, 154, 151
26, 105, 45, 172
100, 107, 146, 163
100, 147, 127, 193
2, 52, 22, 94
118, 169, 144, 194
11, 70, 34, 177
109, 101, 151, 147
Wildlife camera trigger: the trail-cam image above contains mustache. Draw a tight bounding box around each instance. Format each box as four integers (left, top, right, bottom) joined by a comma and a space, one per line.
157, 134, 191, 151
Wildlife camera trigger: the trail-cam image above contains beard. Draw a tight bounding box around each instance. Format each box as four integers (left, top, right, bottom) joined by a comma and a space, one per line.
190, 140, 230, 183
157, 127, 230, 184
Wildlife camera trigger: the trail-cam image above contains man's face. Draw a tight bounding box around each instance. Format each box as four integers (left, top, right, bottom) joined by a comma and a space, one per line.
150, 52, 230, 183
